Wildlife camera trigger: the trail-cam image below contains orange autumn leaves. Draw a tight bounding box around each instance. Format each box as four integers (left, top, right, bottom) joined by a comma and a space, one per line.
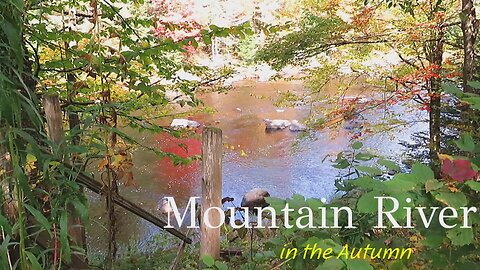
98, 148, 137, 187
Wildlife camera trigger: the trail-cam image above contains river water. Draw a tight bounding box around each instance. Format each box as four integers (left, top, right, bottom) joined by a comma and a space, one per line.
86, 80, 428, 256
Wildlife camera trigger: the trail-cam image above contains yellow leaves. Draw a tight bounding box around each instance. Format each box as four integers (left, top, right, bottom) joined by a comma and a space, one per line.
140, 40, 150, 49
39, 47, 59, 64
409, 235, 419, 242
77, 38, 90, 50
98, 154, 128, 170
224, 143, 248, 157
25, 154, 37, 174
224, 143, 235, 150
438, 153, 453, 161
97, 149, 137, 187
98, 157, 109, 170
111, 154, 125, 167
447, 184, 459, 193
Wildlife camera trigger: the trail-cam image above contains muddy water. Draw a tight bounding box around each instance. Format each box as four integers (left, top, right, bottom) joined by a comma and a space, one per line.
86, 80, 428, 256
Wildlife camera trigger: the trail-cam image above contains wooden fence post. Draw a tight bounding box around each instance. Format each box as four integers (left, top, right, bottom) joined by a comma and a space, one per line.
43, 94, 88, 268
43, 94, 64, 143
200, 127, 223, 263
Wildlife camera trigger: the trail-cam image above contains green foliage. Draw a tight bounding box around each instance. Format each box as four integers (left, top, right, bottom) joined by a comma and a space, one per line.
1, 0, 235, 268
256, 15, 348, 70
258, 138, 480, 269
236, 34, 258, 64
202, 255, 229, 270
364, 0, 418, 15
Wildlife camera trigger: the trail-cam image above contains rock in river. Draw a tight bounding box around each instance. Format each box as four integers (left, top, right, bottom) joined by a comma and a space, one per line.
289, 120, 307, 132
170, 119, 200, 129
241, 188, 270, 209
157, 197, 173, 215
264, 119, 291, 130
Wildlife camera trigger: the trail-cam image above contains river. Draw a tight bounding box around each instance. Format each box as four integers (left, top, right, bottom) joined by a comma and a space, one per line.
86, 79, 428, 258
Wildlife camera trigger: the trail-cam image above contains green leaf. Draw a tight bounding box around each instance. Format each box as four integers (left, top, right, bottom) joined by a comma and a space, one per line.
318, 239, 344, 254
0, 214, 12, 235
465, 180, 480, 192
464, 97, 480, 110
316, 258, 345, 270
388, 260, 407, 270
301, 236, 321, 248
60, 212, 71, 263
411, 163, 434, 183
441, 83, 463, 96
351, 176, 383, 190
447, 227, 473, 246
344, 259, 373, 270
292, 193, 305, 202
355, 166, 382, 176
435, 192, 467, 209
306, 198, 324, 209
334, 159, 350, 169
425, 179, 443, 193
0, 234, 11, 266
287, 194, 306, 209
24, 204, 52, 237
70, 199, 88, 220
357, 191, 382, 213
214, 261, 228, 270
25, 251, 43, 270
421, 234, 444, 248
467, 81, 480, 89
352, 142, 363, 150
455, 133, 475, 152
377, 159, 400, 171
11, 0, 24, 10
355, 153, 375, 161
202, 255, 215, 267
384, 176, 417, 192
203, 35, 212, 45
265, 197, 285, 212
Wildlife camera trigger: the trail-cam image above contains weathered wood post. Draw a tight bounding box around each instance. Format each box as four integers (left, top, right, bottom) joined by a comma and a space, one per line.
200, 127, 223, 262
43, 94, 87, 268
44, 94, 65, 144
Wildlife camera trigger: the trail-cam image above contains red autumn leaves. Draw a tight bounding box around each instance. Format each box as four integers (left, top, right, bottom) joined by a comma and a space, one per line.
441, 157, 478, 183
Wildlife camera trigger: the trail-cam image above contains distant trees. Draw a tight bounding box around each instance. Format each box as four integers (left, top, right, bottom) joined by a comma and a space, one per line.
256, 0, 480, 175
151, 0, 203, 42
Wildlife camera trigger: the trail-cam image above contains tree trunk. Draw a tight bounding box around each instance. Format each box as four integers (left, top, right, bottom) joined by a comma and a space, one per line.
461, 0, 478, 93
428, 28, 445, 178
429, 92, 442, 177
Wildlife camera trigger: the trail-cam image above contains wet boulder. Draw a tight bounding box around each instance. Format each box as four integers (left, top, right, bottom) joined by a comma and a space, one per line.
241, 188, 270, 209
170, 119, 200, 129
157, 197, 198, 227
264, 119, 291, 130
157, 197, 173, 215
289, 120, 307, 132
